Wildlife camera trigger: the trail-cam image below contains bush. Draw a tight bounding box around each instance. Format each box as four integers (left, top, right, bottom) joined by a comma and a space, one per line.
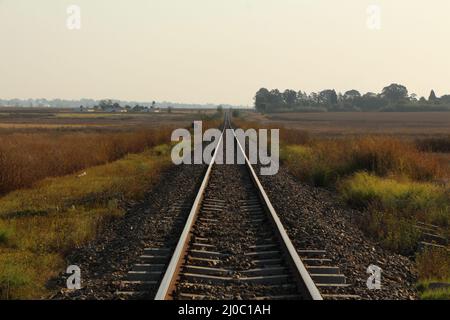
361, 210, 421, 255
339, 172, 447, 213
416, 248, 450, 281
281, 136, 445, 187
0, 226, 13, 245
416, 136, 450, 153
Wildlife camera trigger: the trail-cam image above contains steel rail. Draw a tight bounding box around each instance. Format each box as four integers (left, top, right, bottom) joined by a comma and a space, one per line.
155, 112, 323, 300
230, 119, 323, 300
154, 128, 224, 300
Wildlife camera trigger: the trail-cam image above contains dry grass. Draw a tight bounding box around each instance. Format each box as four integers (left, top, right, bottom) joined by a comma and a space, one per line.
416, 136, 450, 153
416, 248, 450, 300
0, 114, 222, 299
281, 137, 446, 187
0, 145, 172, 299
0, 128, 173, 195
235, 116, 450, 298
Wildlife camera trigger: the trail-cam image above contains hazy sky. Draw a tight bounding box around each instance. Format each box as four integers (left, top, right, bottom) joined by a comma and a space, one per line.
1, 0, 449, 105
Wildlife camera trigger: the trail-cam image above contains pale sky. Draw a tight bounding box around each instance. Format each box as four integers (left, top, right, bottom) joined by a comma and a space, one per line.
1, 0, 449, 105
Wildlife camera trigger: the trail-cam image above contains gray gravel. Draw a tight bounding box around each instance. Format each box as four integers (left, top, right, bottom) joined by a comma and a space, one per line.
52, 154, 418, 300
52, 163, 206, 300
257, 165, 418, 300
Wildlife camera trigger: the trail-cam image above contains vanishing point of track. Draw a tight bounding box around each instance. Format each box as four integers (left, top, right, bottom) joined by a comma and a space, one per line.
155, 113, 321, 300
118, 113, 352, 300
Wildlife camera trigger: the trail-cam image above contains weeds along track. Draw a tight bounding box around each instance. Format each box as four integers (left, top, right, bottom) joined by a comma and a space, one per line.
118, 113, 346, 300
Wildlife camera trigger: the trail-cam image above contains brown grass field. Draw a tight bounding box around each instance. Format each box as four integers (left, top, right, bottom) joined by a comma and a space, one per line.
245, 111, 450, 138
0, 108, 216, 132
237, 111, 449, 299
0, 108, 448, 299
0, 108, 221, 299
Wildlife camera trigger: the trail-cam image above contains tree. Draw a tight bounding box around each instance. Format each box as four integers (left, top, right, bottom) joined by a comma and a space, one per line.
356, 92, 387, 111
297, 91, 308, 106
99, 99, 114, 110
440, 95, 450, 103
309, 92, 319, 105
282, 89, 297, 107
254, 88, 270, 112
268, 89, 284, 109
318, 89, 338, 106
344, 90, 361, 101
429, 90, 438, 102
381, 83, 408, 103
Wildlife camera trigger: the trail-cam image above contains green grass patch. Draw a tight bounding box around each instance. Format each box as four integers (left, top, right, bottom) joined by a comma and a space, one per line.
339, 172, 447, 214
0, 144, 172, 299
417, 278, 450, 300
0, 226, 14, 246
420, 286, 450, 300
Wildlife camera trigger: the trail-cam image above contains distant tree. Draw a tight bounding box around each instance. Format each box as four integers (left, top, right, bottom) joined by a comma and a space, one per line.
440, 95, 450, 104
419, 97, 427, 103
318, 89, 338, 106
168, 106, 173, 113
356, 92, 387, 111
217, 105, 223, 114
309, 92, 319, 105
282, 89, 297, 107
409, 93, 418, 102
297, 91, 308, 106
344, 90, 361, 100
381, 83, 408, 103
132, 104, 145, 112
429, 90, 438, 102
268, 89, 284, 109
254, 88, 270, 112
99, 99, 114, 111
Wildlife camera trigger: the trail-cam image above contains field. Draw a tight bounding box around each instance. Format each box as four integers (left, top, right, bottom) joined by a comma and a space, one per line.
0, 108, 217, 299
249, 111, 450, 138
237, 111, 450, 299
0, 108, 215, 132
0, 108, 448, 299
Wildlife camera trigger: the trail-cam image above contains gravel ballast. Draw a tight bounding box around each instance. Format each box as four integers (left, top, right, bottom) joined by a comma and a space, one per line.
257, 165, 418, 300
54, 163, 206, 300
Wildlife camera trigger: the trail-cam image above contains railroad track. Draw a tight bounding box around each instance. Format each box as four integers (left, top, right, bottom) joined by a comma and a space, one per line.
118, 112, 352, 300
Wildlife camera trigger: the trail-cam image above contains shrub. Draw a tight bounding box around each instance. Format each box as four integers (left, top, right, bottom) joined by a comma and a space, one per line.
0, 226, 13, 245
420, 287, 450, 300
416, 248, 450, 281
339, 172, 447, 213
416, 136, 450, 153
360, 210, 421, 255
339, 173, 448, 254
281, 136, 445, 187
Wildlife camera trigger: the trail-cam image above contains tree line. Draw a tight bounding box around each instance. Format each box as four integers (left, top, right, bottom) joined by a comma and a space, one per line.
254, 84, 450, 112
